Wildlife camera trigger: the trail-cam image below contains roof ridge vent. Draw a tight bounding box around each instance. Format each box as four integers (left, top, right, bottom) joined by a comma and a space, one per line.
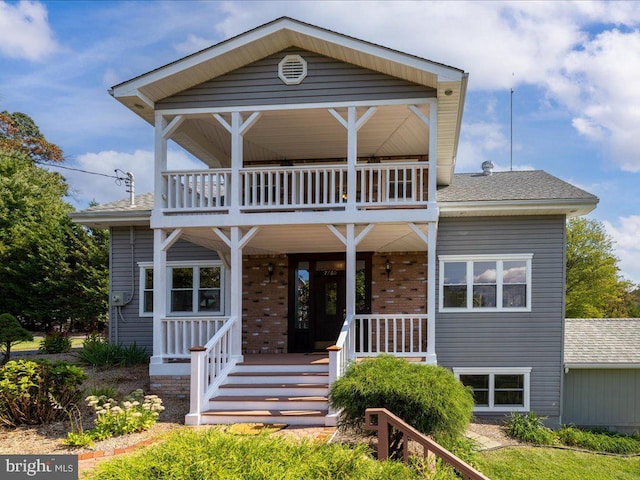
278, 54, 307, 85
481, 160, 494, 176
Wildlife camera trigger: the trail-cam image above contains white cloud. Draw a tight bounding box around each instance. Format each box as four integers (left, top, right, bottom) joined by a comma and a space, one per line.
60, 149, 202, 206
173, 34, 214, 55
0, 0, 58, 60
604, 216, 640, 284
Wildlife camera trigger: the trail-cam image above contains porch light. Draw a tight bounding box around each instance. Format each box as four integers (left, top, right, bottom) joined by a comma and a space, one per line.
267, 262, 274, 283
385, 260, 392, 280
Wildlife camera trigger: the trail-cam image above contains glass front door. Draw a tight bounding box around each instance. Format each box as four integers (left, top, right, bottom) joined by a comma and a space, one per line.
288, 254, 370, 352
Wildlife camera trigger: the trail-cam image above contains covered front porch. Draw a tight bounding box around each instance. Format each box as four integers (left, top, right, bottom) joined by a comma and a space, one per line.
149, 221, 437, 369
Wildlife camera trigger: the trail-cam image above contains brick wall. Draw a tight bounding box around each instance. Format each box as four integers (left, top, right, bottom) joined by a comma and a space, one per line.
371, 252, 427, 314
242, 255, 289, 354
149, 375, 189, 398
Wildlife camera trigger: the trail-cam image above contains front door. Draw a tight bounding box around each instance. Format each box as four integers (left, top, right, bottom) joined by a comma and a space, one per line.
288, 254, 371, 353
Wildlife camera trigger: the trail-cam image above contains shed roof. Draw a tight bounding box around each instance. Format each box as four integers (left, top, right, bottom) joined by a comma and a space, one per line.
564, 318, 640, 368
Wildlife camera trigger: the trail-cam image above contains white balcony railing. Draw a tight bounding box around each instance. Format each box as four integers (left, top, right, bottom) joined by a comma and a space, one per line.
161, 162, 429, 213
161, 316, 228, 358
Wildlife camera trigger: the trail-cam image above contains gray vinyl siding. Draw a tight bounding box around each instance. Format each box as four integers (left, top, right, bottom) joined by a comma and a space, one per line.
436, 216, 566, 421
157, 48, 434, 109
109, 226, 218, 351
564, 369, 640, 430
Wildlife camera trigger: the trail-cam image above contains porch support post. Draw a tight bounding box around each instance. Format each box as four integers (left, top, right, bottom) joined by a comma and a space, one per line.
214, 112, 261, 215
427, 99, 438, 204
229, 227, 243, 360
225, 226, 259, 361
150, 228, 167, 367
426, 222, 438, 363
328, 106, 376, 210
154, 113, 168, 209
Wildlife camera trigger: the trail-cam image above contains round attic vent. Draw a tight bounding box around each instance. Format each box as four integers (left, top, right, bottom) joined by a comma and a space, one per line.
278, 54, 307, 85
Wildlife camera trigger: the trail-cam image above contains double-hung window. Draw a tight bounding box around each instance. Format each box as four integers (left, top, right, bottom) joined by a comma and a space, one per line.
454, 367, 531, 412
138, 262, 224, 316
439, 254, 532, 312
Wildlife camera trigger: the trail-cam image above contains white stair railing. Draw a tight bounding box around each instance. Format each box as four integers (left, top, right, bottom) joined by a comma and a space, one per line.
186, 316, 239, 425
327, 314, 356, 387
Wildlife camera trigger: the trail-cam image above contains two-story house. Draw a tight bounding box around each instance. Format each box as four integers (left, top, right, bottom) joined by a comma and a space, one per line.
72, 17, 598, 427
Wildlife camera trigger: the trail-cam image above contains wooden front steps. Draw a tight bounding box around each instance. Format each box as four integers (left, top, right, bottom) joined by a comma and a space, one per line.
200, 354, 330, 426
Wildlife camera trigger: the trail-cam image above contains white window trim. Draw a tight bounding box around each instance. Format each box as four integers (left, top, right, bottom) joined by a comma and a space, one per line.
454, 367, 531, 413
138, 261, 225, 317
138, 262, 154, 317
438, 254, 533, 312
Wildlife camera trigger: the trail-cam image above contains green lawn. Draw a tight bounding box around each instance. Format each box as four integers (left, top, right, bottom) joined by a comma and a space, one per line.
11, 335, 86, 352
476, 446, 640, 480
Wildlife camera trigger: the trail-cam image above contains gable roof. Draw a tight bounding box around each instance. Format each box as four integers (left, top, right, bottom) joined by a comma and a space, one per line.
438, 170, 597, 217
110, 17, 468, 186
564, 318, 640, 368
71, 170, 598, 227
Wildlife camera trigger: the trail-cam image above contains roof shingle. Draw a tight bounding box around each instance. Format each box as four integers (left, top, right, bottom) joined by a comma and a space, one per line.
564, 318, 640, 365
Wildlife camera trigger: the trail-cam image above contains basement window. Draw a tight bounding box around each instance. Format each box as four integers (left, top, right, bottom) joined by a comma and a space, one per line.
278, 54, 307, 85
454, 367, 531, 412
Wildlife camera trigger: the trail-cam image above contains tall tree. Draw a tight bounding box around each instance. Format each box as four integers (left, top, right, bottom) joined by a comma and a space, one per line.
0, 112, 108, 331
0, 111, 63, 163
566, 218, 635, 318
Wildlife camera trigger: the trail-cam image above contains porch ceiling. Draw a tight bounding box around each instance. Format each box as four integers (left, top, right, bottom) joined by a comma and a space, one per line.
180, 223, 430, 255
169, 104, 431, 168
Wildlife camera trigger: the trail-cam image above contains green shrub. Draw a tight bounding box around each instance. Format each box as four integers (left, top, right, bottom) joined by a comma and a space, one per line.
0, 359, 86, 426
86, 385, 119, 400
504, 412, 556, 445
78, 335, 148, 367
558, 426, 640, 454
329, 355, 474, 443
39, 331, 72, 354
0, 313, 33, 364
83, 428, 423, 480
66, 389, 163, 446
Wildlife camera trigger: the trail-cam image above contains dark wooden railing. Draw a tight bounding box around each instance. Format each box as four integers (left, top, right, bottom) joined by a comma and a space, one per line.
365, 408, 491, 480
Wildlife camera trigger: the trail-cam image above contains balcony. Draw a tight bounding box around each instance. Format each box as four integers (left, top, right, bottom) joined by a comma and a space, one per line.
161, 162, 430, 214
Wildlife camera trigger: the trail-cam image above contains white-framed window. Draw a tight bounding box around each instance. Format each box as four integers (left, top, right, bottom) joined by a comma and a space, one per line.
139, 262, 154, 317
439, 254, 533, 312
453, 367, 531, 412
138, 261, 225, 316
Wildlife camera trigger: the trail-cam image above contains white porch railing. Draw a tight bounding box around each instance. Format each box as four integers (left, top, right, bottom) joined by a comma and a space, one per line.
161, 162, 429, 213
328, 314, 429, 387
241, 164, 347, 210
163, 169, 230, 212
187, 316, 239, 425
162, 316, 228, 358
355, 163, 428, 207
354, 314, 428, 357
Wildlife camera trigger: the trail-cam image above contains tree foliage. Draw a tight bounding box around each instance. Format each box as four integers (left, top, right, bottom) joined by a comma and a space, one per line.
566, 218, 635, 318
0, 314, 33, 364
0, 111, 63, 163
0, 112, 108, 331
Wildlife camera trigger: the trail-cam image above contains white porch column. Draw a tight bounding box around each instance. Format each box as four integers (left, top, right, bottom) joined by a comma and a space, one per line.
426, 222, 438, 363
229, 226, 243, 359
328, 106, 376, 210
213, 112, 261, 215
427, 99, 438, 204
345, 224, 356, 318
154, 113, 168, 209
151, 228, 167, 365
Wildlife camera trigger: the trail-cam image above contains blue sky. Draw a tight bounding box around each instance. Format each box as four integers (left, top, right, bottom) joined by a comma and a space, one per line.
1, 0, 639, 283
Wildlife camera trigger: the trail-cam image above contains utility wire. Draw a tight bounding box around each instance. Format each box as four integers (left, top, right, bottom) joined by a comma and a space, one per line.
1, 151, 125, 180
